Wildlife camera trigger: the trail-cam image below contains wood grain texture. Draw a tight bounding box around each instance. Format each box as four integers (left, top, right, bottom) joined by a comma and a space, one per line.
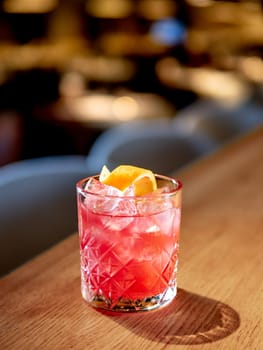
1, 127, 263, 350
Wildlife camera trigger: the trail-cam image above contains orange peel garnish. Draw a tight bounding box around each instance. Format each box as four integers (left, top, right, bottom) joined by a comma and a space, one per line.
99, 165, 157, 196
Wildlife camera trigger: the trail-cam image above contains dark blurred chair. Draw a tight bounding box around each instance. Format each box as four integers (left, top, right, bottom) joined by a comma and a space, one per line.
0, 155, 89, 276
173, 99, 263, 144
86, 119, 219, 175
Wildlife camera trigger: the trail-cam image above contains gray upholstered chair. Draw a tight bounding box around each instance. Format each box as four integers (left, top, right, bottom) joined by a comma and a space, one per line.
172, 99, 263, 144
86, 119, 219, 176
0, 155, 90, 276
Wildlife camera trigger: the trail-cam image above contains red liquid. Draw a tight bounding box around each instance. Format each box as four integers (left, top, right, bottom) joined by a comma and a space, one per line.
78, 199, 181, 306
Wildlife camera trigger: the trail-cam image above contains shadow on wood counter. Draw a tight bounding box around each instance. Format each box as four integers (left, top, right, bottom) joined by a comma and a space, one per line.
98, 288, 240, 346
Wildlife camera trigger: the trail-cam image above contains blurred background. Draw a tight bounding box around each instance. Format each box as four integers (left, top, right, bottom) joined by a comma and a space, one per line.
0, 0, 263, 167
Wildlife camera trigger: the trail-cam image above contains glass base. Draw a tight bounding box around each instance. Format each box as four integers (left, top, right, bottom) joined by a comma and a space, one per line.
81, 285, 177, 312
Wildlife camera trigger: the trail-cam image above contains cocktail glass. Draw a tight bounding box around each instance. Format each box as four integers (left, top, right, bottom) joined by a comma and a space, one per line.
76, 174, 182, 312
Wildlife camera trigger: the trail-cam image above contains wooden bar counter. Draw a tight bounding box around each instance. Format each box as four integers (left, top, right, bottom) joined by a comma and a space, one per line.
1, 127, 263, 350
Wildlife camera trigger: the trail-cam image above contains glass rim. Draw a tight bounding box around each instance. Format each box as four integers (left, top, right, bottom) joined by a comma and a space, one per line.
76, 173, 182, 199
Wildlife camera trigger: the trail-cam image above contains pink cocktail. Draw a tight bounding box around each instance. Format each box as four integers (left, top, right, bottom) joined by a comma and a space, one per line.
76, 174, 182, 312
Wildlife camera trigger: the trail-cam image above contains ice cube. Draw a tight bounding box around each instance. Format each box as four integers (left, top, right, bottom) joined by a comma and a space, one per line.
84, 177, 123, 196
115, 197, 137, 216
129, 216, 160, 235
84, 178, 123, 213
152, 208, 177, 236
101, 215, 134, 231
84, 177, 103, 192
122, 184, 136, 196
136, 196, 173, 215
84, 177, 139, 219
99, 195, 138, 230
